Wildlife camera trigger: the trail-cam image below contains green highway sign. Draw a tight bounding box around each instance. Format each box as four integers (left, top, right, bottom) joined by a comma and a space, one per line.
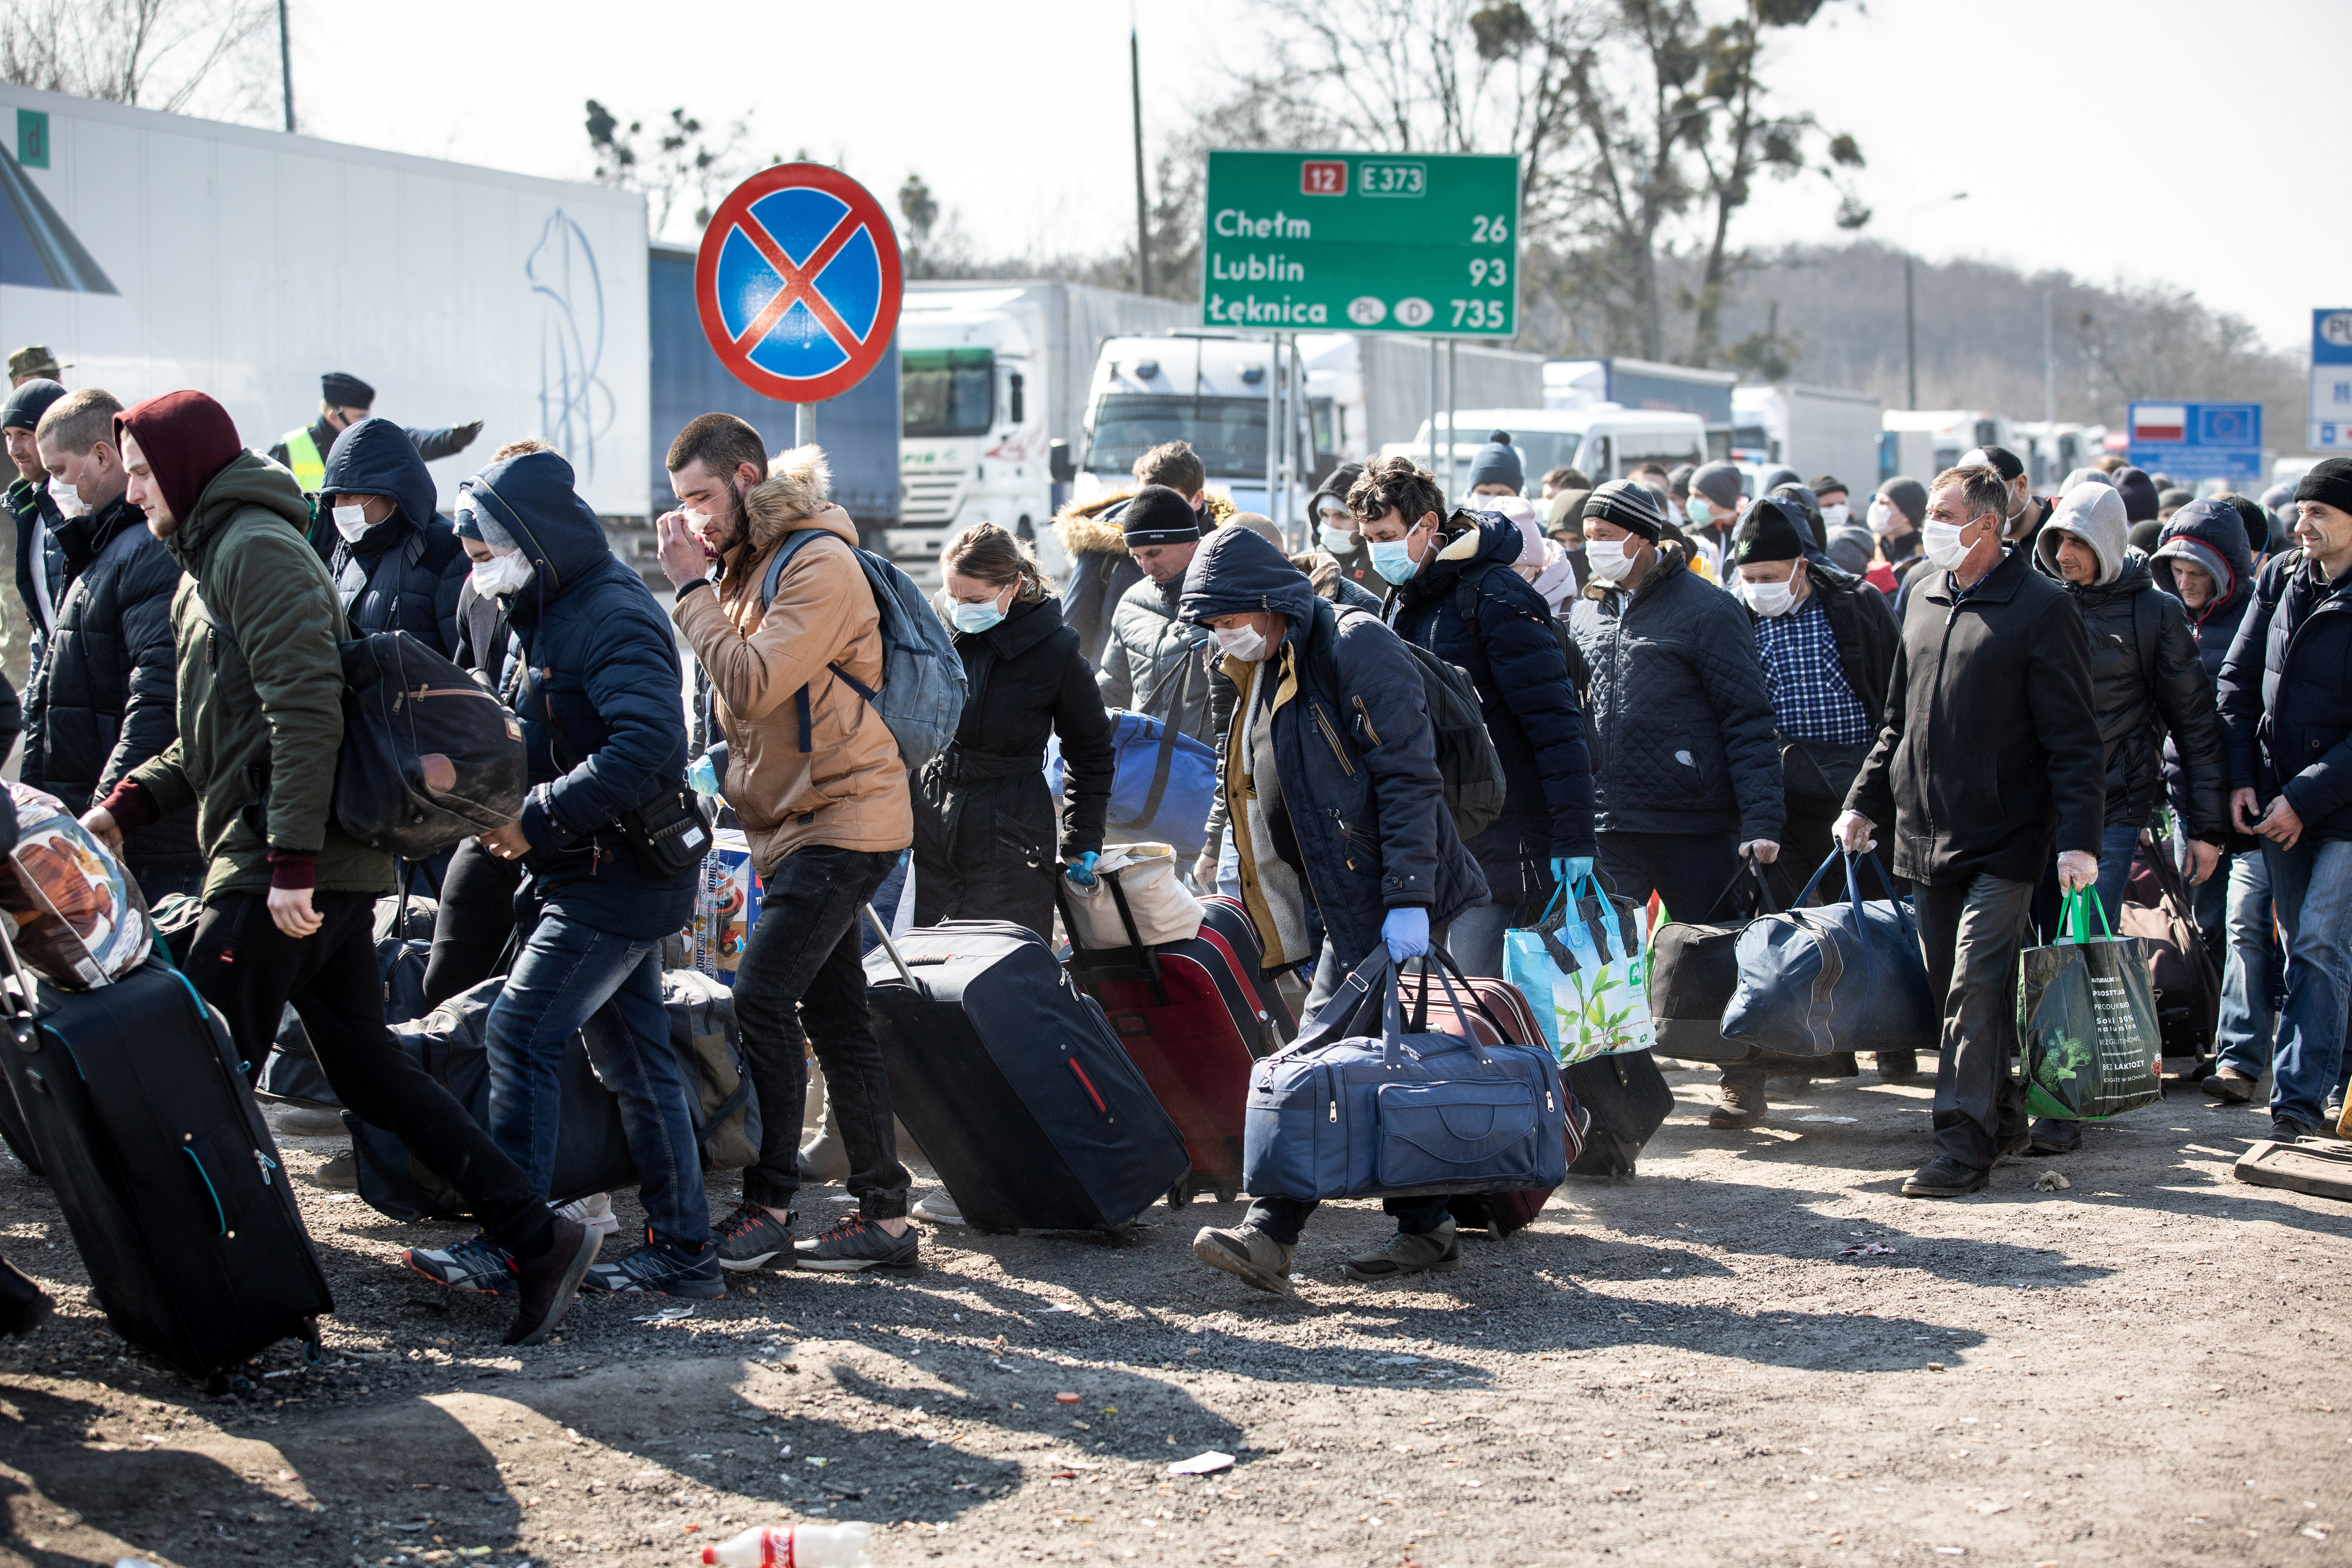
1200, 149, 1520, 336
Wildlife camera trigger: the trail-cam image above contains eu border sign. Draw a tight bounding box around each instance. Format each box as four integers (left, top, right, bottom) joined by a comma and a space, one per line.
1200, 150, 1520, 337
2126, 401, 2263, 484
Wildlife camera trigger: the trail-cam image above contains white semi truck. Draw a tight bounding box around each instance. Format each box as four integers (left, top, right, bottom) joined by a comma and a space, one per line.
1879, 410, 2015, 486
1729, 383, 1883, 487
892, 281, 1191, 573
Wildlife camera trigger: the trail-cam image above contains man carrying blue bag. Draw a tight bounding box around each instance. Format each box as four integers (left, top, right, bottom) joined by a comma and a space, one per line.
1173, 525, 1492, 1293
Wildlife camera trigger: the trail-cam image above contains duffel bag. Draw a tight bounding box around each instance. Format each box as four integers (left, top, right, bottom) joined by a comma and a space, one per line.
334, 630, 527, 858
1646, 856, 1775, 1065
1056, 710, 1217, 858
1721, 850, 1935, 1059
1242, 949, 1569, 1202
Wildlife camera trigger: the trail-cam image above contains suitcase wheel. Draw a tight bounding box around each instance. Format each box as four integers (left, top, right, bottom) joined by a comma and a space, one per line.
301, 1318, 324, 1366
1166, 1182, 1191, 1210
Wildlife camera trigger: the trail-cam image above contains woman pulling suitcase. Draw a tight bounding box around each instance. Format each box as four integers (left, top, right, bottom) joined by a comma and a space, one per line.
912, 523, 1117, 940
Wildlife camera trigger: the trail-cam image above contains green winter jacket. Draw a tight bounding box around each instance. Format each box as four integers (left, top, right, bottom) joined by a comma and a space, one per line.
127, 453, 391, 900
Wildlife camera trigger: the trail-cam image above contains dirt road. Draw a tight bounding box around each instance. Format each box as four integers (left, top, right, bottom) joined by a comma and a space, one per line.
4, 1063, 2347, 1568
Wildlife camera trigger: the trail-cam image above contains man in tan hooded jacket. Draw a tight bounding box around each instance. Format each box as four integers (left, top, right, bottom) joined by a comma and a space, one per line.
657, 413, 916, 1274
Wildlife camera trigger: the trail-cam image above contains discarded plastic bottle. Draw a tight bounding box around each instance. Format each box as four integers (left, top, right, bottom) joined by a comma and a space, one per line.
700, 1523, 872, 1568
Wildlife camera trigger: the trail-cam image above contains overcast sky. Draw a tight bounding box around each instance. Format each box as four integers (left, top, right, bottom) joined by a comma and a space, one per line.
262, 0, 2344, 357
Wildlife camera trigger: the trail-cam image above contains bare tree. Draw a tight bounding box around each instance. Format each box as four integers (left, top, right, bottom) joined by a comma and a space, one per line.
1, 0, 276, 119
585, 101, 760, 240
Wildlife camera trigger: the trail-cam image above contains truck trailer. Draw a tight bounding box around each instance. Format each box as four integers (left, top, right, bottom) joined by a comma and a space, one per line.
1729, 383, 1882, 489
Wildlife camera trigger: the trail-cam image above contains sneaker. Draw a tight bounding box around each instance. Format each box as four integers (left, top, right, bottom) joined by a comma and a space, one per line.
1192, 1223, 1293, 1296
1709, 1071, 1766, 1130
2328, 1088, 2347, 1131
2202, 1068, 2258, 1104
1901, 1157, 1989, 1198
312, 1149, 359, 1191
912, 1190, 965, 1226
557, 1192, 620, 1238
793, 1214, 919, 1272
404, 1231, 519, 1299
1874, 1049, 1919, 1085
580, 1230, 726, 1299
2025, 1117, 2082, 1157
713, 1202, 795, 1272
505, 1217, 600, 1347
1342, 1222, 1461, 1283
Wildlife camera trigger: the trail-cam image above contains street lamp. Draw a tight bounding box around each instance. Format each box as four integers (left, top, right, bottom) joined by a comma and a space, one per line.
1903, 191, 1968, 411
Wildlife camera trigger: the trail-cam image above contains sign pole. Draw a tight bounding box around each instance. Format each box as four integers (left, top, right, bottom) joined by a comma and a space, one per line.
1428, 340, 1439, 475
796, 403, 815, 449
1445, 339, 1457, 499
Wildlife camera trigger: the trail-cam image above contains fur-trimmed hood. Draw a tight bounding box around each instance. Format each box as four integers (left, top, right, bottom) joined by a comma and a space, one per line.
743, 444, 850, 552
1052, 484, 1234, 562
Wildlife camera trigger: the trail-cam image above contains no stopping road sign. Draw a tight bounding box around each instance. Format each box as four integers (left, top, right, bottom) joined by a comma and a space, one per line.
694, 163, 902, 403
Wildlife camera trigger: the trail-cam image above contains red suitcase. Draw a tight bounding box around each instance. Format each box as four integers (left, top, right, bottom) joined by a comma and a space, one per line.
1059, 879, 1296, 1205
1398, 959, 1586, 1237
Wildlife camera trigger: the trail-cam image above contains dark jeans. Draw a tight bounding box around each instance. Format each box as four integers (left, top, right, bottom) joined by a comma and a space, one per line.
1914, 872, 2036, 1171
733, 844, 908, 1218
1243, 1194, 1452, 1246
185, 889, 554, 1260
128, 859, 205, 903
425, 837, 522, 1008
485, 907, 709, 1247
1596, 829, 1745, 924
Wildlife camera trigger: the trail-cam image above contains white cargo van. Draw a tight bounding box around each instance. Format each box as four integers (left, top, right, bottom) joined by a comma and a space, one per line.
1382, 405, 1709, 496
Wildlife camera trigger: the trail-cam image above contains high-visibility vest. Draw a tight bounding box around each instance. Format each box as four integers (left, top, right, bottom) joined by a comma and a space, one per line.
281, 426, 325, 492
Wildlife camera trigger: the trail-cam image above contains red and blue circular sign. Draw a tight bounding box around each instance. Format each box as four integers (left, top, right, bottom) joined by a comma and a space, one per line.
694, 163, 903, 403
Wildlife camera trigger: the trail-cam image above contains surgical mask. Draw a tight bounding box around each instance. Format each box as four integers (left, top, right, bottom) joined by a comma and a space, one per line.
949, 596, 1006, 635
1820, 502, 1850, 530
49, 482, 83, 518
1585, 537, 1637, 584
1215, 622, 1271, 662
470, 548, 533, 597
1866, 499, 1895, 535
1318, 521, 1356, 555
333, 502, 372, 542
1685, 495, 1712, 527
1921, 517, 1971, 569
1742, 576, 1797, 617
1368, 537, 1420, 585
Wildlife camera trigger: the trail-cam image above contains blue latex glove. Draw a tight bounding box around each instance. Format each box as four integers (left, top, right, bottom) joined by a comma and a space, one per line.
1552, 856, 1593, 889
1382, 906, 1431, 963
1064, 851, 1100, 889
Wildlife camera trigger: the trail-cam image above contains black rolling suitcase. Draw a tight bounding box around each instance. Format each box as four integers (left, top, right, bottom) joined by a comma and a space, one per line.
1565, 1049, 1676, 1177
865, 915, 1188, 1235
0, 937, 333, 1381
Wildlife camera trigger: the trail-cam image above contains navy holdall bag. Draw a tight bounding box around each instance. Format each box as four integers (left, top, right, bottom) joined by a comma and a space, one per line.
1241, 948, 1570, 1202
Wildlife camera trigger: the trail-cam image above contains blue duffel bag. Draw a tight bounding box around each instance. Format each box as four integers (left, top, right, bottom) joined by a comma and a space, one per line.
1242, 949, 1571, 1202
1720, 849, 1937, 1058
1052, 708, 1217, 857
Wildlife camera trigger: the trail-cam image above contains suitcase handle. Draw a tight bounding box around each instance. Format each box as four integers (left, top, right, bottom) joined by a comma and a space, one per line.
864, 904, 922, 992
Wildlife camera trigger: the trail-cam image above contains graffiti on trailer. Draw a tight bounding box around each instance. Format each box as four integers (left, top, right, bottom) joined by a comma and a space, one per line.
528, 209, 612, 479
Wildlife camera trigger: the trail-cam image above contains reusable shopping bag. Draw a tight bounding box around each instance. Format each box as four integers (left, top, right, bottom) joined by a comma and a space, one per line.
1504, 874, 1652, 1065
2018, 887, 2163, 1121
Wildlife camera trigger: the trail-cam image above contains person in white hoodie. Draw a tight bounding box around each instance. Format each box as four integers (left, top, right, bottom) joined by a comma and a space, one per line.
1495, 494, 1580, 615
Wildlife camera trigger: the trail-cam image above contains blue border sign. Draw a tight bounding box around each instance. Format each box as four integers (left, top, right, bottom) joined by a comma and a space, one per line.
2126, 400, 2263, 484
2312, 310, 2352, 452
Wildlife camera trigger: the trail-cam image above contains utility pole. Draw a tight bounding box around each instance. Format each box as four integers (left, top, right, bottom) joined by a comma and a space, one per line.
2042, 287, 2056, 427
1129, 24, 1150, 296
1903, 252, 1916, 412
278, 0, 295, 133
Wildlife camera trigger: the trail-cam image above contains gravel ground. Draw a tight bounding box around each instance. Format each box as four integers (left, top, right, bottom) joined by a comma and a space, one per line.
3, 1060, 2348, 1568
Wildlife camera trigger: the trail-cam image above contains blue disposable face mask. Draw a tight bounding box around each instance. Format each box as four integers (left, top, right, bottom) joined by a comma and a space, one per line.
1368, 536, 1421, 584
950, 594, 1006, 634
1318, 521, 1356, 555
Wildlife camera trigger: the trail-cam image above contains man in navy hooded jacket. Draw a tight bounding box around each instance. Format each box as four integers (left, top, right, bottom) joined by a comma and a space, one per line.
1354, 454, 1595, 972
316, 415, 471, 657
1176, 524, 1487, 1296
402, 448, 716, 1299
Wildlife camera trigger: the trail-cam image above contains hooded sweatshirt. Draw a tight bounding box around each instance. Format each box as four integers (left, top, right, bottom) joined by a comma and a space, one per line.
2151, 498, 2257, 679
112, 393, 387, 898
2035, 481, 2132, 587
317, 415, 470, 656
672, 447, 911, 878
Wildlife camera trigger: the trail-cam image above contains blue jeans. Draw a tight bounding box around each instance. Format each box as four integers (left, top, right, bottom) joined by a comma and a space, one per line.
2259, 837, 2352, 1131
2216, 850, 2279, 1078
2089, 821, 2143, 934
486, 909, 710, 1248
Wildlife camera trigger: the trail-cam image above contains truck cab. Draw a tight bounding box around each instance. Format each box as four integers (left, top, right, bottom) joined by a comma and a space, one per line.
895, 293, 1059, 570
1076, 334, 1329, 523
1385, 405, 1708, 497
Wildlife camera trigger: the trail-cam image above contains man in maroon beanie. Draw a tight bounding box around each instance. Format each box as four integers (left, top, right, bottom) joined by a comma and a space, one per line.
80, 390, 598, 1344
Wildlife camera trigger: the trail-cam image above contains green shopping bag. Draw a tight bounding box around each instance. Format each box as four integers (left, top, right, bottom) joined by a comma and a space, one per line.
2016, 887, 2163, 1121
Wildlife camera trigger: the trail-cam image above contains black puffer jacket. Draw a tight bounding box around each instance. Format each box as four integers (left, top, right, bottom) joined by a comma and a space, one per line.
1568, 543, 1784, 842
318, 416, 470, 656
912, 594, 1114, 941
2151, 498, 2257, 681
2045, 552, 2228, 837
19, 494, 198, 872
1388, 511, 1595, 871
2219, 548, 2352, 843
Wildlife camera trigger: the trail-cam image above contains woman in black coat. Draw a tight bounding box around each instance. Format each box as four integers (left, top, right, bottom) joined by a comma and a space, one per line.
914, 523, 1116, 940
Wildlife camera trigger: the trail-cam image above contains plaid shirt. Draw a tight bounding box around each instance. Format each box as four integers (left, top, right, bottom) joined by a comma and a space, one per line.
1753, 593, 1875, 744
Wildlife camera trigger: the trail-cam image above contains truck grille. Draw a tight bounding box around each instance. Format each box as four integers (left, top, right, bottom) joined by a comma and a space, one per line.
902, 473, 963, 525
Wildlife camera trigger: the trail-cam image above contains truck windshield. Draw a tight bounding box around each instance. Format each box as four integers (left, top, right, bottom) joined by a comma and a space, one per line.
903, 348, 995, 438
1084, 395, 1267, 478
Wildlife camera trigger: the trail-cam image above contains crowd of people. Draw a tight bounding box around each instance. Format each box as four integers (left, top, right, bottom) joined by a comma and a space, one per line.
1, 348, 2347, 1339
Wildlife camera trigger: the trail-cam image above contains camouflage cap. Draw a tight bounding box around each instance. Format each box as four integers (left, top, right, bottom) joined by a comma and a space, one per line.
7, 345, 64, 381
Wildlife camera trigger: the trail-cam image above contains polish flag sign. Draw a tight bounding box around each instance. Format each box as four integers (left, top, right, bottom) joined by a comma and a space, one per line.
2133, 405, 2187, 443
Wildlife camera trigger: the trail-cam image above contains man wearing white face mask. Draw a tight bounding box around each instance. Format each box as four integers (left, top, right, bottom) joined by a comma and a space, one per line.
1959, 444, 2052, 557
1567, 480, 1784, 936
314, 414, 471, 658
1838, 463, 2105, 1198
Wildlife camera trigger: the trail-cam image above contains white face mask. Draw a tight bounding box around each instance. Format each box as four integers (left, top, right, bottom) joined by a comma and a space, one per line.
1921, 517, 1972, 569
50, 481, 83, 518
1584, 536, 1637, 584
333, 502, 372, 542
1317, 521, 1356, 555
1866, 499, 1895, 536
1742, 576, 1797, 617
1820, 502, 1849, 530
470, 548, 533, 597
1215, 622, 1271, 662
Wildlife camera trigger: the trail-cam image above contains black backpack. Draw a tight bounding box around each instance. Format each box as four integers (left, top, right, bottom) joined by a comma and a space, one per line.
1309, 602, 1506, 840
333, 630, 529, 857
